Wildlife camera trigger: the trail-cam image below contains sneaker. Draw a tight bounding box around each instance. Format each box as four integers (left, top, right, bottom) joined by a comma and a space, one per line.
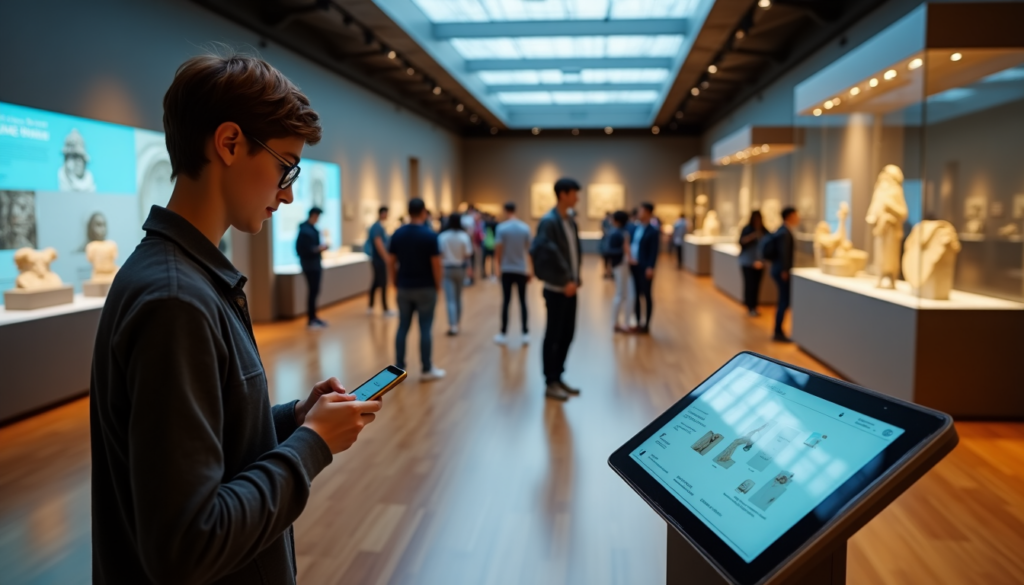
772, 333, 793, 343
422, 368, 446, 381
384, 309, 397, 317
522, 333, 530, 344
557, 380, 581, 395
494, 333, 507, 345
545, 384, 569, 401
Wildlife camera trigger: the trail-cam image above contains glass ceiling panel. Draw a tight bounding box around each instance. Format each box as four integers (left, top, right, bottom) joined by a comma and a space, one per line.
477, 68, 671, 85
451, 35, 683, 60
497, 90, 660, 105
411, 0, 699, 22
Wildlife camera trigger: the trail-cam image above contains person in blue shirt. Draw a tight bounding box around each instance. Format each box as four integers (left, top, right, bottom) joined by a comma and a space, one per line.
296, 207, 329, 328
629, 202, 660, 334
366, 206, 394, 316
388, 198, 446, 381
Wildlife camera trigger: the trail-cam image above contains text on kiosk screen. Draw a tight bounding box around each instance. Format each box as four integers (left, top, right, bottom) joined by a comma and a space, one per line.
630, 367, 903, 562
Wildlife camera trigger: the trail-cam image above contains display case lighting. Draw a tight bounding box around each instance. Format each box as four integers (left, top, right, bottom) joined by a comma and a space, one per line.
432, 86, 442, 95
571, 128, 580, 136
531, 127, 540, 135
387, 50, 397, 60
456, 103, 464, 112
651, 126, 661, 135
869, 77, 879, 87
950, 52, 963, 62
823, 100, 834, 110
908, 57, 923, 70
708, 64, 718, 74
604, 127, 614, 135
813, 108, 822, 116
691, 87, 700, 96
406, 67, 415, 76
884, 69, 898, 80
849, 87, 861, 96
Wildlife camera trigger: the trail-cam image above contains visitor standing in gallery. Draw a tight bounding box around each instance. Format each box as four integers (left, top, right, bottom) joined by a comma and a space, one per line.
389, 197, 446, 380
494, 202, 532, 345
297, 206, 329, 328
366, 205, 394, 316
630, 202, 660, 334
672, 213, 688, 269
608, 210, 634, 333
90, 52, 381, 585
739, 210, 767, 317
531, 178, 583, 401
768, 207, 798, 342
437, 212, 473, 336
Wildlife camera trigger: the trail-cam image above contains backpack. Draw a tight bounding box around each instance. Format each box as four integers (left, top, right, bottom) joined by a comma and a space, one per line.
761, 231, 781, 261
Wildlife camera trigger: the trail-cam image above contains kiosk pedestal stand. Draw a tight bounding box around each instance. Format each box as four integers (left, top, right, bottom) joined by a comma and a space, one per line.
667, 527, 846, 585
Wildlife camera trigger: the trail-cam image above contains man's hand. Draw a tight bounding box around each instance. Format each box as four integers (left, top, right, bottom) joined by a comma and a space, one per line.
645, 267, 654, 280
564, 282, 578, 297
295, 377, 347, 426
302, 392, 383, 454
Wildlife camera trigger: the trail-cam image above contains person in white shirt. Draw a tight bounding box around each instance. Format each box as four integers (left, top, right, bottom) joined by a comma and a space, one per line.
437, 213, 474, 335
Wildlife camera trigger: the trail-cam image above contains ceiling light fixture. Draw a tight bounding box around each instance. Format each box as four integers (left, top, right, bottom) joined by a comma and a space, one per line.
406, 67, 415, 76
456, 103, 464, 112
691, 87, 700, 96
908, 57, 923, 70
950, 52, 963, 62
432, 86, 442, 95
813, 108, 822, 116
708, 64, 719, 74
531, 127, 540, 135
700, 81, 710, 90
832, 97, 841, 106
884, 69, 897, 80
869, 77, 879, 87
572, 128, 580, 136
850, 87, 861, 96
604, 127, 614, 135
824, 100, 834, 110
489, 127, 498, 135
675, 111, 684, 120
387, 50, 397, 60
470, 114, 479, 123
652, 126, 661, 135
735, 29, 746, 40
758, 0, 771, 8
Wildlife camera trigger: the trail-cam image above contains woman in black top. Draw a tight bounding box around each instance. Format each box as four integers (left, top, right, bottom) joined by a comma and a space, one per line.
738, 210, 766, 316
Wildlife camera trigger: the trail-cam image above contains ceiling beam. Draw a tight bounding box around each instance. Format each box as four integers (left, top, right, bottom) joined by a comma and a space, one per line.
466, 57, 674, 72
487, 83, 664, 93
433, 19, 690, 39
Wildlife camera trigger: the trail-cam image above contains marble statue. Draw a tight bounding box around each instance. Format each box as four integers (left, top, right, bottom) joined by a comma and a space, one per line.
695, 194, 709, 231
13, 247, 63, 290
964, 199, 986, 235
702, 210, 721, 237
902, 220, 961, 300
814, 202, 870, 277
866, 165, 909, 288
86, 240, 119, 284
760, 199, 782, 233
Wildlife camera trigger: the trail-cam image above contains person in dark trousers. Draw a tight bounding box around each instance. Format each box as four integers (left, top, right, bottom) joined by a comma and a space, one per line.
630, 202, 660, 334
672, 213, 688, 269
389, 197, 446, 381
494, 202, 532, 345
739, 210, 767, 317
366, 206, 394, 316
297, 206, 329, 328
770, 206, 799, 342
530, 178, 583, 401
89, 52, 381, 585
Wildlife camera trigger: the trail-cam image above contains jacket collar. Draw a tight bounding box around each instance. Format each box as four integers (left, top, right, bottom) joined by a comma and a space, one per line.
142, 206, 247, 290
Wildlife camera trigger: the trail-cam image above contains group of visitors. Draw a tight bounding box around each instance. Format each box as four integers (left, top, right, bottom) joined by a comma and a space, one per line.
737, 206, 799, 342
600, 204, 665, 334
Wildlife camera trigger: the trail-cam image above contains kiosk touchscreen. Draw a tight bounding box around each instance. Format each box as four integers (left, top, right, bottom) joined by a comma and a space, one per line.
609, 352, 957, 585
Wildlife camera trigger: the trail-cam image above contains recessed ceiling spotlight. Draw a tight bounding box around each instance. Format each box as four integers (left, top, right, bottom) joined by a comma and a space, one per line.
470, 114, 479, 123
651, 126, 661, 135
762, 144, 770, 152
604, 127, 614, 135
832, 97, 841, 106
884, 69, 897, 80
735, 29, 746, 40
700, 81, 710, 90
456, 103, 464, 112
675, 111, 684, 120
531, 127, 540, 135
824, 100, 834, 110
850, 87, 861, 96
869, 77, 879, 87
406, 67, 415, 76
432, 86, 442, 95
950, 52, 963, 62
813, 108, 822, 116
387, 50, 397, 60
691, 87, 700, 96
758, 0, 771, 8
708, 64, 718, 74
908, 57, 923, 70
489, 127, 498, 135
571, 128, 580, 136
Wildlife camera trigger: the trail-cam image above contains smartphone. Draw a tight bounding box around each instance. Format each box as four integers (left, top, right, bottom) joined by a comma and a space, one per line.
349, 365, 407, 401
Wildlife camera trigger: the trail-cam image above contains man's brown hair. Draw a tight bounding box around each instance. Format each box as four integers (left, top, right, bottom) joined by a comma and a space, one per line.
163, 51, 322, 180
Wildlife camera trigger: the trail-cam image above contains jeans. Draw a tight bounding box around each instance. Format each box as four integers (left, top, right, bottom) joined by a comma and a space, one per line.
742, 266, 764, 311
302, 268, 322, 323
442, 266, 466, 327
368, 259, 388, 310
772, 273, 791, 336
501, 272, 529, 334
542, 289, 577, 385
611, 261, 631, 328
631, 264, 654, 329
395, 287, 437, 372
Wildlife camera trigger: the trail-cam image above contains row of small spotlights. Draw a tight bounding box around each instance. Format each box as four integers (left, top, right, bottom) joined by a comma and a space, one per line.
811, 52, 963, 116
516, 126, 670, 136
385, 46, 488, 125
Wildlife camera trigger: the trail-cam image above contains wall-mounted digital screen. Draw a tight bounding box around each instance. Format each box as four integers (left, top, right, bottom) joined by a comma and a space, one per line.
272, 159, 342, 272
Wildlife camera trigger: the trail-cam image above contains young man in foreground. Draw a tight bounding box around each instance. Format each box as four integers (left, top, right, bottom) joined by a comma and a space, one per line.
90, 53, 381, 584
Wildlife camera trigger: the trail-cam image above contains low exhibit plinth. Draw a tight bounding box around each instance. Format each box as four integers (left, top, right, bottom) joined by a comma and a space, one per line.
792, 268, 1024, 418
275, 253, 372, 319
579, 231, 603, 255
0, 294, 105, 422
711, 243, 777, 305
3, 285, 74, 310
83, 281, 112, 297
684, 235, 731, 276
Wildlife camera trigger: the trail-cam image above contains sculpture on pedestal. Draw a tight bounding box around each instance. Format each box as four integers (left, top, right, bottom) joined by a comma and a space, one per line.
865, 165, 908, 288
760, 199, 782, 233
86, 240, 119, 284
13, 247, 63, 290
814, 202, 869, 277
695, 194, 709, 232
902, 220, 961, 300
702, 210, 721, 237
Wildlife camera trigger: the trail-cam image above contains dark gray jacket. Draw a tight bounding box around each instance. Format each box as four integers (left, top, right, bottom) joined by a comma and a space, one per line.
530, 208, 582, 287
90, 206, 332, 585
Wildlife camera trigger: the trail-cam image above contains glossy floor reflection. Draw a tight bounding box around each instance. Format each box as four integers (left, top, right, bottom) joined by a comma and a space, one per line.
1, 256, 1022, 584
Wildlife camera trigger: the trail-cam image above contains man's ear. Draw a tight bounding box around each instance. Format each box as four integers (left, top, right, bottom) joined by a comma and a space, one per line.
212, 122, 244, 167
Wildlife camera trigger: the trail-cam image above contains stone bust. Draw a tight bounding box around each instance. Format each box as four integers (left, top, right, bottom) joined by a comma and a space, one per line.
14, 247, 64, 290
86, 240, 119, 283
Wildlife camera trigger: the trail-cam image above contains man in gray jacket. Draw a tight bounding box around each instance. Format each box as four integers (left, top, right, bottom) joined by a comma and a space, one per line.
530, 178, 583, 401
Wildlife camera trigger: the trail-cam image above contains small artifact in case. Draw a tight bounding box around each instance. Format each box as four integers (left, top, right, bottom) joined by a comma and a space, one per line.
3, 247, 74, 310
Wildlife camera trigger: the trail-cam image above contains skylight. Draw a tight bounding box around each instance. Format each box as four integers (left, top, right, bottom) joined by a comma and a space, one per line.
477, 68, 671, 85
497, 90, 661, 105
450, 35, 684, 60
412, 0, 700, 23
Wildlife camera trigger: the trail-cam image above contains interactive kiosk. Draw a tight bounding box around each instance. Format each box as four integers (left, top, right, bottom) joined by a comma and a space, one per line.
610, 352, 957, 585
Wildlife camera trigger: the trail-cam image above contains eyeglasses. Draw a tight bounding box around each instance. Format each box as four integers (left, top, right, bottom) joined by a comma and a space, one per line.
246, 134, 301, 189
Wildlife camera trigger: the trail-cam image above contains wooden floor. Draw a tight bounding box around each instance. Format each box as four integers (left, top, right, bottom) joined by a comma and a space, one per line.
1, 256, 1023, 584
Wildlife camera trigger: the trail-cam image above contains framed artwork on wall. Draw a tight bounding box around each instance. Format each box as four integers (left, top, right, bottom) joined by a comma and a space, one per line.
587, 183, 625, 219
531, 183, 555, 218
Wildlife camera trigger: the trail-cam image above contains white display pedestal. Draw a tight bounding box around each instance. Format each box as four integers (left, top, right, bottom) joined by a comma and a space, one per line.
711, 243, 777, 305
3, 285, 74, 310
83, 281, 113, 297
683, 235, 732, 276
275, 253, 372, 319
792, 268, 1024, 418
0, 294, 105, 423
578, 231, 603, 255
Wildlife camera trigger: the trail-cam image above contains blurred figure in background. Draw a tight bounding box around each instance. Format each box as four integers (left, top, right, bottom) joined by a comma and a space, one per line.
494, 202, 532, 345
739, 210, 766, 317
366, 206, 394, 316
438, 213, 473, 336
